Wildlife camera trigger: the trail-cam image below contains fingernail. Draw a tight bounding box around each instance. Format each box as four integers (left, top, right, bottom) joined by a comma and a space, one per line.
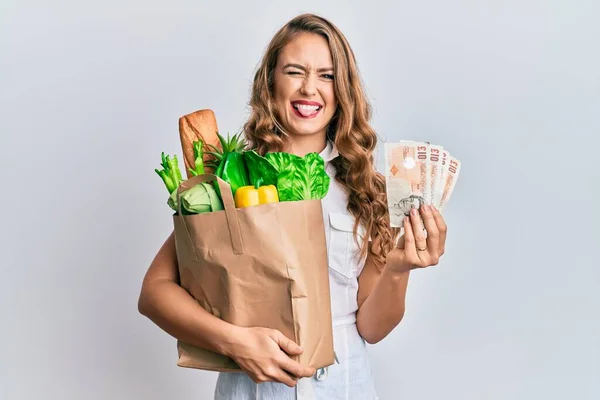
411, 208, 417, 216
423, 205, 430, 212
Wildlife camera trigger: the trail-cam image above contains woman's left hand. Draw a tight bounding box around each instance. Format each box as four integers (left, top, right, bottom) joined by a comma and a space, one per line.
386, 204, 448, 274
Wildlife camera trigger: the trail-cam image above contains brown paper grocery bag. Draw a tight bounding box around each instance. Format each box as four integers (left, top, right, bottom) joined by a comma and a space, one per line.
173, 173, 335, 372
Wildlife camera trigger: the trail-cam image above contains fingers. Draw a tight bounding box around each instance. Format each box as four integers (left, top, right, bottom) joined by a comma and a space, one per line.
267, 329, 315, 387
269, 329, 314, 377
409, 208, 428, 257
420, 205, 440, 263
430, 205, 447, 256
391, 206, 448, 271
270, 329, 303, 356
402, 216, 419, 262
278, 354, 316, 379
268, 368, 299, 387
251, 364, 298, 387
236, 328, 314, 388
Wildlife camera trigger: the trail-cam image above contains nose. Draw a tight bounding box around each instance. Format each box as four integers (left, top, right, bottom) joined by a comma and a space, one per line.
300, 74, 317, 97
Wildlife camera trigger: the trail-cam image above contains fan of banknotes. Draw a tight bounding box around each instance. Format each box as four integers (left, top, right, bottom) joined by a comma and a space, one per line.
384, 141, 461, 228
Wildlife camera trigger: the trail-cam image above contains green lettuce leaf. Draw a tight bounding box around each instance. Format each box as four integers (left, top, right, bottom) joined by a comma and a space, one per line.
303, 153, 330, 200
264, 152, 330, 201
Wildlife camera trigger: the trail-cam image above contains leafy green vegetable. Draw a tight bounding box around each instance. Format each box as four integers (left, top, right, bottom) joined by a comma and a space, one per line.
243, 150, 278, 188
155, 152, 184, 195
263, 152, 294, 174
188, 140, 206, 177
265, 152, 305, 201
155, 152, 184, 210
264, 152, 330, 201
169, 182, 224, 214
155, 137, 330, 215
156, 150, 224, 214
303, 153, 330, 200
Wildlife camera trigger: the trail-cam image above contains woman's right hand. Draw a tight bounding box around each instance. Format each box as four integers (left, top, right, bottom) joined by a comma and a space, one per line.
225, 326, 316, 387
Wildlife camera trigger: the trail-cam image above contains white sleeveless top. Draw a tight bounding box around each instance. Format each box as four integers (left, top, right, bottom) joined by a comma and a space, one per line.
214, 141, 379, 399
319, 141, 370, 327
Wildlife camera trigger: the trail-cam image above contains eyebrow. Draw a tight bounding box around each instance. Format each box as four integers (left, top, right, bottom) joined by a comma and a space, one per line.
283, 63, 334, 72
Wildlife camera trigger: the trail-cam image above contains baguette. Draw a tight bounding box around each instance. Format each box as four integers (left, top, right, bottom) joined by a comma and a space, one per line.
178, 109, 221, 178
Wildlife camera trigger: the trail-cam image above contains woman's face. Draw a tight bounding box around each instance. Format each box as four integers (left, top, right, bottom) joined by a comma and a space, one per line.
272, 32, 337, 142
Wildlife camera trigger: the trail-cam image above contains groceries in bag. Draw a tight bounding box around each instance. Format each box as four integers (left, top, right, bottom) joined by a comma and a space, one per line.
156, 131, 331, 213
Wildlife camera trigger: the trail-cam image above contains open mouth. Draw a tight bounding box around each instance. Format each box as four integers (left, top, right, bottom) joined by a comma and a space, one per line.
291, 102, 322, 119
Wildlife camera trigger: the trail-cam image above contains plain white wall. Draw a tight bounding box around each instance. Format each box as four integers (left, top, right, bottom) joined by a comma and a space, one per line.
2, 1, 599, 399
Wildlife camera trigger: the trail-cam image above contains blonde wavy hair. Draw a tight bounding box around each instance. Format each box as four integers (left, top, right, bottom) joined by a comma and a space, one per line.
244, 13, 398, 270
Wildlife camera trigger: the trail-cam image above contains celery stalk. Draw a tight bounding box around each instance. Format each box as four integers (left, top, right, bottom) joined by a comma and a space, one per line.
188, 140, 206, 177
155, 152, 185, 211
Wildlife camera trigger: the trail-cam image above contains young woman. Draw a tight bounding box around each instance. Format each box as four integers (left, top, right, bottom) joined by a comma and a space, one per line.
138, 13, 448, 400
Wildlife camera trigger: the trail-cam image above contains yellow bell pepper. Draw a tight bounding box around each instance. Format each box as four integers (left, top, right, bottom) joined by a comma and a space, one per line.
234, 185, 279, 208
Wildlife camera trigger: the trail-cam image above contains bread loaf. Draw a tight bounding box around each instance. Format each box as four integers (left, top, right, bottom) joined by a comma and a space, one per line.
178, 109, 221, 178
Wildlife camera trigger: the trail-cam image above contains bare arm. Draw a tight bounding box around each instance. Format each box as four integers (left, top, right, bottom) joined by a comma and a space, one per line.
356, 255, 410, 344
137, 231, 238, 356
356, 204, 448, 344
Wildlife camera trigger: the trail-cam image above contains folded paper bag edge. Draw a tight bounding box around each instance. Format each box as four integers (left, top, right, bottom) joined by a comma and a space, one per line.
176, 340, 241, 372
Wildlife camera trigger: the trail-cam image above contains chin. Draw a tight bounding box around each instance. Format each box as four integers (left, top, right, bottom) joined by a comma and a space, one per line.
286, 117, 331, 137
289, 125, 327, 137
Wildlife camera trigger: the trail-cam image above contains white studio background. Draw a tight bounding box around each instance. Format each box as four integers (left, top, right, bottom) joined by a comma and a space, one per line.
1, 1, 599, 399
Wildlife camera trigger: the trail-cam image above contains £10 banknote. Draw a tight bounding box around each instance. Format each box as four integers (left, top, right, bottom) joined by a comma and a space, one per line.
384, 141, 461, 228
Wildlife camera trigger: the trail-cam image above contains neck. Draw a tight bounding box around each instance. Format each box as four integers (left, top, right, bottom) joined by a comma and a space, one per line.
282, 133, 327, 157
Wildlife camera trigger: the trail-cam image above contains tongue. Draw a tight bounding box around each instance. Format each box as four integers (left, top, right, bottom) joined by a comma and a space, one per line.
297, 107, 318, 117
